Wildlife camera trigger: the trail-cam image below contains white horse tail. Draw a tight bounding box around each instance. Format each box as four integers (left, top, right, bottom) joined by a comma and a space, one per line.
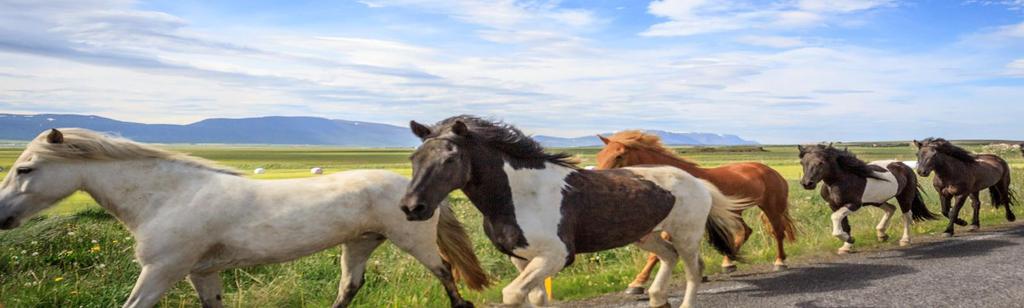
437, 203, 491, 290
701, 180, 754, 261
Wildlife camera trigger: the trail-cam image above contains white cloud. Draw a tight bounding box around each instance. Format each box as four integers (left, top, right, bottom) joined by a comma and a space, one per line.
641, 0, 895, 37
735, 35, 806, 48
1008, 59, 1024, 76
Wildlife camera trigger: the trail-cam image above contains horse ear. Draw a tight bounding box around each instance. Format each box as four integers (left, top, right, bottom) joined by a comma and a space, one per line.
598, 135, 610, 145
797, 144, 805, 153
843, 146, 848, 152
827, 142, 834, 148
451, 120, 469, 136
410, 121, 431, 140
47, 128, 64, 144
912, 140, 921, 148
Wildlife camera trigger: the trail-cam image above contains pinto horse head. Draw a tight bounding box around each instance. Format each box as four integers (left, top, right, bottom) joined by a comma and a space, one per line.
797, 144, 833, 190
401, 120, 474, 221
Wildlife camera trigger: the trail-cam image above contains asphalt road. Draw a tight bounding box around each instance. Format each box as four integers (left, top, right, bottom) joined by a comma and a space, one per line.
564, 223, 1024, 308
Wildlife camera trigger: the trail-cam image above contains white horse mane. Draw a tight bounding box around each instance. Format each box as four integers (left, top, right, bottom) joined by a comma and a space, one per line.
27, 128, 241, 176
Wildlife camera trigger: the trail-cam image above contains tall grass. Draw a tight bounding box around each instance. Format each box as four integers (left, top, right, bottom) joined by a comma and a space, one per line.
0, 145, 1020, 307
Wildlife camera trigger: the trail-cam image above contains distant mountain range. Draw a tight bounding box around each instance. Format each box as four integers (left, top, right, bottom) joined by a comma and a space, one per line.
0, 114, 757, 147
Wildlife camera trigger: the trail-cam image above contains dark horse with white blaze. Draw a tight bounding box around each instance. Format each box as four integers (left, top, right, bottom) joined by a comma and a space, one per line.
399, 115, 749, 308
914, 138, 1016, 236
798, 144, 938, 254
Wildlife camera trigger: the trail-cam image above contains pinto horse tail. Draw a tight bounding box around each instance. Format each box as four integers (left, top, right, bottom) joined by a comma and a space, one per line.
911, 183, 940, 221
436, 203, 491, 290
701, 180, 755, 262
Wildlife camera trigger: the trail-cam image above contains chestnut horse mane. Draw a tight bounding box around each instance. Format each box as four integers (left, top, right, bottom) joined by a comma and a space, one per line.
606, 130, 700, 168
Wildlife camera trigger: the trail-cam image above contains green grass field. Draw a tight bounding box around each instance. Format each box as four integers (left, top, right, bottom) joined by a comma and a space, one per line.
1, 144, 1021, 307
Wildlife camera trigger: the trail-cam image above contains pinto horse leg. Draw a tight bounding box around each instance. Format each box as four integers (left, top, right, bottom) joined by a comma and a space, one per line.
875, 203, 896, 242
899, 211, 913, 246
501, 252, 567, 307
188, 271, 224, 308
943, 195, 969, 237
672, 236, 702, 308
510, 256, 548, 306
633, 234, 678, 308
830, 207, 854, 254
333, 235, 386, 308
968, 192, 982, 232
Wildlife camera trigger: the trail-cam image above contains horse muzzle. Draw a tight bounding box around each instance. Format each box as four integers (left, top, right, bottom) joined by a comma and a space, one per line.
0, 215, 19, 230
400, 197, 435, 221
800, 181, 817, 190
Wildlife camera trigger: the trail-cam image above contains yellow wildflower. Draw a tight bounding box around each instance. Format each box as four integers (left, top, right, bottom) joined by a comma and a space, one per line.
54, 277, 64, 282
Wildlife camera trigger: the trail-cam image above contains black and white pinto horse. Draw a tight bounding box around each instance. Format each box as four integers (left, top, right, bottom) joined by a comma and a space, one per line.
399, 116, 749, 308
798, 144, 938, 254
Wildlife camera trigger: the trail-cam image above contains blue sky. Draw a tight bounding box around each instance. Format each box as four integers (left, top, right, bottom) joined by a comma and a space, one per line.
1, 0, 1022, 143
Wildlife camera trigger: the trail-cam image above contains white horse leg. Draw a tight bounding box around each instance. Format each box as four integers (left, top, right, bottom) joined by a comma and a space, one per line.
502, 251, 566, 307
388, 227, 474, 308
511, 256, 549, 306
633, 234, 678, 308
333, 234, 386, 308
122, 263, 192, 308
900, 211, 913, 246
875, 203, 896, 242
188, 271, 224, 308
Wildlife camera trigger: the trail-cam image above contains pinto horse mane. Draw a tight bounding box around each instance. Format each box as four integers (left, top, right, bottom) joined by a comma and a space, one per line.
921, 137, 977, 165
606, 130, 700, 168
27, 128, 242, 176
804, 144, 887, 180
434, 115, 579, 169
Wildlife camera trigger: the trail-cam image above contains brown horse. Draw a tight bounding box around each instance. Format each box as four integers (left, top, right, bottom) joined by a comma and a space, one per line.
596, 131, 795, 295
914, 138, 1016, 236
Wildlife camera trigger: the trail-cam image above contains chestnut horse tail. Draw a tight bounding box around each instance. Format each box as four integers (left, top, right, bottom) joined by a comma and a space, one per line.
437, 204, 491, 290
759, 209, 797, 242
701, 180, 755, 261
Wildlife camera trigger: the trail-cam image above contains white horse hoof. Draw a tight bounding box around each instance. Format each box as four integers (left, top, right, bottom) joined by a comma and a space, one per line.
773, 264, 789, 271
837, 248, 852, 255
899, 240, 910, 247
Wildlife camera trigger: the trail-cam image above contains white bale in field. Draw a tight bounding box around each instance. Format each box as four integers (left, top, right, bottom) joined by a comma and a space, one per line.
903, 161, 918, 170
253, 167, 266, 175
311, 167, 324, 175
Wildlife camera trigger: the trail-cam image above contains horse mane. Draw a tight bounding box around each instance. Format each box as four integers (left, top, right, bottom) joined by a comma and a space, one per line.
433, 115, 579, 168
606, 130, 700, 167
27, 128, 242, 176
805, 144, 886, 180
921, 137, 977, 164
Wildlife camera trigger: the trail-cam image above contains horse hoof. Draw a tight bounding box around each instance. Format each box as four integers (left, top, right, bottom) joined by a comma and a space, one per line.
837, 249, 851, 255
653, 304, 672, 308
722, 265, 738, 273
954, 219, 968, 226
773, 264, 789, 271
1007, 214, 1016, 222
967, 225, 979, 232
942, 232, 954, 238
899, 240, 910, 247
624, 286, 645, 295
702, 276, 709, 282
877, 234, 890, 242
454, 301, 475, 308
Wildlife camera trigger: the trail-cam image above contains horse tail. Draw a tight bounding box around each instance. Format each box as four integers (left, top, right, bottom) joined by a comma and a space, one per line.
989, 158, 1015, 208
911, 183, 939, 221
759, 171, 797, 242
701, 180, 754, 261
436, 203, 490, 290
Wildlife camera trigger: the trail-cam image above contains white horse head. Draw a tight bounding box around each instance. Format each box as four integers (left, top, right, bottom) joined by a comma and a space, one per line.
0, 128, 238, 229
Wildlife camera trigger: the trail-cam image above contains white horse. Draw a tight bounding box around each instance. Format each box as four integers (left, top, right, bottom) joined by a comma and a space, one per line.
0, 128, 489, 308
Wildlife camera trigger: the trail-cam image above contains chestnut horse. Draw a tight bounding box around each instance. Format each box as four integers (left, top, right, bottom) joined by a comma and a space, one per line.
596, 131, 795, 295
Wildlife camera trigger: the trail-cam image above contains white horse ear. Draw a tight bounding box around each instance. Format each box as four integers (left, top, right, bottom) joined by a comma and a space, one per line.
452, 120, 469, 136
410, 121, 431, 140
47, 129, 64, 144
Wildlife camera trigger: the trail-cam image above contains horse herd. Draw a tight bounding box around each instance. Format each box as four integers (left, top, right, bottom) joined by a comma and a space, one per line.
0, 115, 1017, 308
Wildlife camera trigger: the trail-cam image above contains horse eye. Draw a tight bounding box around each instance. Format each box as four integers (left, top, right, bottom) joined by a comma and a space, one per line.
16, 167, 33, 175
